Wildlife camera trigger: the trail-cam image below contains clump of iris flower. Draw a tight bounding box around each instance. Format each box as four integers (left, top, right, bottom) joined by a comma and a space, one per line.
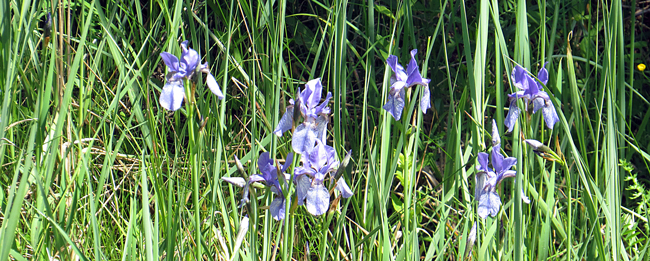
273, 78, 332, 155
222, 152, 293, 220
159, 41, 224, 111
504, 63, 559, 132
294, 142, 353, 216
383, 49, 431, 121
475, 120, 529, 219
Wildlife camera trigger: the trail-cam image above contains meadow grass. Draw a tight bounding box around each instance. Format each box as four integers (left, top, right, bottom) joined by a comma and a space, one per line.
1, 0, 650, 260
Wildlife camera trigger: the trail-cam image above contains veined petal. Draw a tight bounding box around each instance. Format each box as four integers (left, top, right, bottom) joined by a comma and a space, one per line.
206, 73, 224, 99
160, 52, 180, 72
270, 196, 288, 221
542, 101, 560, 129
306, 184, 330, 216
490, 144, 505, 172
296, 175, 311, 206
313, 92, 332, 116
335, 178, 353, 198
504, 100, 520, 133
383, 88, 406, 121
159, 81, 185, 111
304, 78, 323, 109
273, 106, 294, 137
419, 85, 431, 114
292, 123, 318, 155
478, 191, 502, 219
495, 170, 517, 185
314, 116, 329, 143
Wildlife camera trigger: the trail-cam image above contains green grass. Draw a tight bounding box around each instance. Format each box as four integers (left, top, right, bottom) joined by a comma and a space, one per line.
2, 0, 650, 260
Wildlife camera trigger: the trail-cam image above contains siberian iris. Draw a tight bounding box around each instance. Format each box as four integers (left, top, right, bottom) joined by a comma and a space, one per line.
294, 142, 353, 216
273, 78, 332, 155
383, 49, 431, 121
504, 63, 559, 132
159, 40, 224, 111
475, 120, 529, 219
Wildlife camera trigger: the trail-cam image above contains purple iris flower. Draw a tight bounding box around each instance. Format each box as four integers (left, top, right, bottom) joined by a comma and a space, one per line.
159, 41, 224, 111
475, 120, 529, 219
504, 63, 559, 132
384, 49, 431, 121
294, 142, 353, 216
273, 78, 332, 155
249, 152, 293, 220
222, 152, 293, 220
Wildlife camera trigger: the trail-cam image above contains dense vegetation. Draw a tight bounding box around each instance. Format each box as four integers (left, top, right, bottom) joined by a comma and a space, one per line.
1, 0, 650, 260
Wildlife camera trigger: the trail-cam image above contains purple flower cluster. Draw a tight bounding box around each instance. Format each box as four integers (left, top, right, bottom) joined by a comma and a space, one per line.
475, 120, 529, 219
504, 63, 559, 132
383, 49, 431, 121
224, 78, 353, 220
159, 41, 224, 111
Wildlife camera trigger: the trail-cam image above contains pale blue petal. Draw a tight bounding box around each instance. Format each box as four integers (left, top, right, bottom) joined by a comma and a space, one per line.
477, 152, 489, 173
478, 191, 502, 219
419, 85, 431, 114
504, 100, 520, 133
206, 73, 224, 99
270, 196, 288, 221
292, 123, 318, 155
303, 78, 323, 109
335, 178, 353, 198
159, 81, 185, 111
383, 88, 406, 121
296, 175, 311, 206
306, 184, 330, 216
542, 102, 560, 130
221, 177, 246, 187
273, 106, 294, 137
537, 62, 549, 86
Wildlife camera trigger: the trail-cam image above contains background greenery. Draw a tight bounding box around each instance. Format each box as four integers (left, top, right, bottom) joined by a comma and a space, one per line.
1, 0, 650, 260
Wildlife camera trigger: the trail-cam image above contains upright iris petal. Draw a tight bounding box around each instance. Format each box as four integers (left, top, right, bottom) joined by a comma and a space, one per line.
383, 49, 431, 121
505, 63, 559, 132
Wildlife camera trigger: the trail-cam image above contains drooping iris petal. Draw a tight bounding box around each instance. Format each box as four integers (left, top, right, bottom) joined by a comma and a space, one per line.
292, 123, 318, 155
270, 196, 288, 221
273, 106, 294, 137
160, 52, 180, 72
478, 191, 502, 219
335, 178, 353, 198
542, 101, 559, 129
420, 85, 431, 114
159, 81, 185, 111
386, 55, 407, 81
296, 175, 311, 206
383, 88, 406, 121
504, 100, 521, 133
305, 184, 330, 216
206, 73, 224, 99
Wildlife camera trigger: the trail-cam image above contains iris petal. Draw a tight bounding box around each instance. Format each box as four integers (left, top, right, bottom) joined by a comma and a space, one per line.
306, 184, 330, 216
159, 81, 185, 111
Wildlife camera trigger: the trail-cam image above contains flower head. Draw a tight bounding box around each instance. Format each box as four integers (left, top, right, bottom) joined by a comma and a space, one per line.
475, 120, 528, 219
504, 63, 559, 132
249, 152, 293, 220
294, 142, 353, 216
383, 49, 431, 121
159, 41, 223, 111
273, 78, 331, 155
